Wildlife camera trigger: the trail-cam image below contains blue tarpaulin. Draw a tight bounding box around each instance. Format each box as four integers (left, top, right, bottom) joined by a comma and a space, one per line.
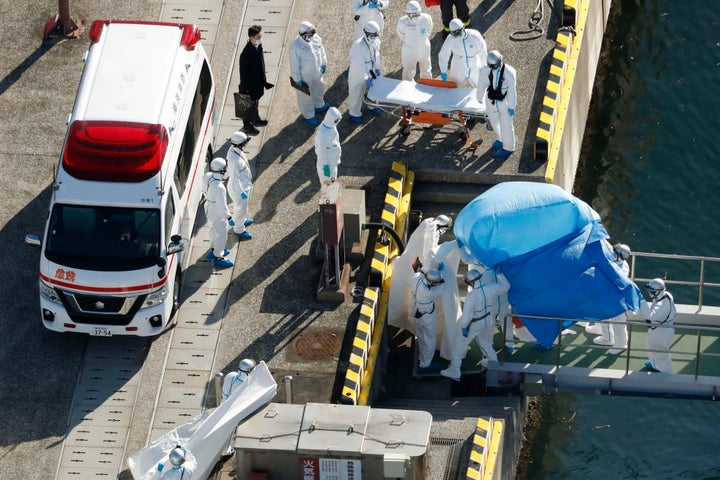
454, 182, 641, 347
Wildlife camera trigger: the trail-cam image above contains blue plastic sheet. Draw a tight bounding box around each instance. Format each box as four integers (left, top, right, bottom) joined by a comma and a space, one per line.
455, 182, 641, 347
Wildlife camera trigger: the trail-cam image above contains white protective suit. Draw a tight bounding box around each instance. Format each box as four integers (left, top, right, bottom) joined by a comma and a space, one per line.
220, 369, 249, 455
442, 272, 511, 379
609, 257, 631, 351
202, 171, 231, 258
438, 28, 487, 87
410, 271, 446, 368
221, 370, 249, 403
289, 32, 328, 120
315, 107, 342, 185
396, 12, 433, 81
476, 62, 517, 152
591, 255, 631, 347
151, 447, 197, 480
351, 0, 388, 40
226, 146, 253, 235
348, 35, 382, 118
640, 291, 676, 373
159, 465, 192, 479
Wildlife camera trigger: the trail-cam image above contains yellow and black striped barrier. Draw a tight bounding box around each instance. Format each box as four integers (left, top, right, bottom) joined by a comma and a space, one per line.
341, 161, 413, 405
534, 27, 574, 164
340, 287, 378, 405
369, 162, 408, 288
563, 0, 577, 28
465, 417, 503, 480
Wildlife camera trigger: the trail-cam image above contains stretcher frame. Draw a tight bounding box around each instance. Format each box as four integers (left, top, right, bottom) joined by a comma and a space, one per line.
365, 77, 488, 150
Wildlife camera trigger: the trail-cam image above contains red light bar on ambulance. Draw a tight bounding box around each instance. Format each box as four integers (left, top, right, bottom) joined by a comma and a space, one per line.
89, 20, 201, 51
63, 121, 168, 182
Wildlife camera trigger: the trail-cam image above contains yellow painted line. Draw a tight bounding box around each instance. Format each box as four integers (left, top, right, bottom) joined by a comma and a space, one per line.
545, 0, 588, 182
483, 419, 504, 480
535, 26, 573, 165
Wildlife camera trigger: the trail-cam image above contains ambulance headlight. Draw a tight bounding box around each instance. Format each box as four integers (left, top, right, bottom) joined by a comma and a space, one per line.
142, 287, 168, 308
39, 280, 62, 305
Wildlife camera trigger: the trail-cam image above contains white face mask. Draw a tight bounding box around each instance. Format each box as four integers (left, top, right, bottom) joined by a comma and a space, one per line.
254, 38, 263, 46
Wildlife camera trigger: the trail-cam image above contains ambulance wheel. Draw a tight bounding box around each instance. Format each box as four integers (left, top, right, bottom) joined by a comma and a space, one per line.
205, 148, 213, 173
169, 268, 182, 325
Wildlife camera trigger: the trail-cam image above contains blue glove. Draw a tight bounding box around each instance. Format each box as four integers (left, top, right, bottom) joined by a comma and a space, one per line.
438, 262, 444, 271
296, 80, 303, 86
441, 72, 447, 82
323, 165, 331, 177
368, 1, 377, 7
462, 327, 469, 338
228, 218, 235, 227
374, 68, 381, 77
365, 78, 373, 87
508, 108, 515, 116
241, 192, 248, 199
321, 65, 326, 74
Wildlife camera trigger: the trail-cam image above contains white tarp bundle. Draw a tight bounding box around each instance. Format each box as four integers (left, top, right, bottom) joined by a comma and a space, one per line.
387, 217, 462, 360
128, 361, 277, 480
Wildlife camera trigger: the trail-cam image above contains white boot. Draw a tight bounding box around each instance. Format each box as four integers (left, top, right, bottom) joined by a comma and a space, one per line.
593, 336, 613, 346
440, 366, 461, 381
585, 323, 602, 335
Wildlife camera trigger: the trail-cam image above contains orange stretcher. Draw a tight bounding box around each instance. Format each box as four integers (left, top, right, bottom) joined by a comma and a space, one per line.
365, 77, 487, 149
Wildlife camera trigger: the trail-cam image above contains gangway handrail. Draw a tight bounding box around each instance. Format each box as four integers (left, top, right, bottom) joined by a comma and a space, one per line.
499, 313, 720, 381
628, 251, 720, 309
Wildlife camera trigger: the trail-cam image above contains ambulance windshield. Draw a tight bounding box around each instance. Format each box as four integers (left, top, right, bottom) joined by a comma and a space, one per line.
45, 204, 161, 271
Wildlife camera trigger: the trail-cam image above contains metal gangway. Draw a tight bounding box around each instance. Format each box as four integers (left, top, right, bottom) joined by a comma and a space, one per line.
485, 252, 720, 400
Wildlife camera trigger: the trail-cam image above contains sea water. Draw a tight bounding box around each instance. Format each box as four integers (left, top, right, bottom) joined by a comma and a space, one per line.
524, 0, 720, 478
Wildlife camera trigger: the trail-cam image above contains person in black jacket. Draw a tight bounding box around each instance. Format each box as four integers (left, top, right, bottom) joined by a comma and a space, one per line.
239, 25, 274, 135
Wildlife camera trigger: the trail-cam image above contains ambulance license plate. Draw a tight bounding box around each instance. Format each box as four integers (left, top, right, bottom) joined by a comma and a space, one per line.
92, 327, 112, 337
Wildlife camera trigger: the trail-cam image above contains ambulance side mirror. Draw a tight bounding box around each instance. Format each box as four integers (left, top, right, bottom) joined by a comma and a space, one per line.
167, 234, 184, 255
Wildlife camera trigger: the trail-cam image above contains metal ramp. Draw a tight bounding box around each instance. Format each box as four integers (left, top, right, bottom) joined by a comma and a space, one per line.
486, 252, 720, 400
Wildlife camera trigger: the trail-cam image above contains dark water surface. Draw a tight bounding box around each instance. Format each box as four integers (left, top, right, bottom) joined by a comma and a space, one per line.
525, 1, 720, 478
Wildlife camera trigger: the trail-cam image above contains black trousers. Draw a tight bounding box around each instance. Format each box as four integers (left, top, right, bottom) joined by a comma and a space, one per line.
441, 0, 470, 29
243, 100, 260, 127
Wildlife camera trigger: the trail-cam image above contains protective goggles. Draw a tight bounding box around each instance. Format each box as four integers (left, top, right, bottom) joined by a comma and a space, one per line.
488, 61, 502, 70
450, 28, 464, 37
408, 13, 420, 18
300, 29, 316, 39
365, 31, 379, 39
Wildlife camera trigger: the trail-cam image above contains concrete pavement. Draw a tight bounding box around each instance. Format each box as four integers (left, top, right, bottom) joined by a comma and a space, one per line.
0, 0, 559, 478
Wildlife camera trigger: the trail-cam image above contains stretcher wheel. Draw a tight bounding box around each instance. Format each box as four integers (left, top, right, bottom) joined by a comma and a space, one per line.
400, 125, 411, 136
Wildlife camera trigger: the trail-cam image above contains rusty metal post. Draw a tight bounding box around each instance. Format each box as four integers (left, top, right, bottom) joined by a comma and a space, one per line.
58, 0, 82, 38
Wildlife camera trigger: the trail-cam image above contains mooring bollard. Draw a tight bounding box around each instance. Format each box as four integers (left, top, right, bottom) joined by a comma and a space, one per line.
283, 375, 293, 404
214, 372, 224, 407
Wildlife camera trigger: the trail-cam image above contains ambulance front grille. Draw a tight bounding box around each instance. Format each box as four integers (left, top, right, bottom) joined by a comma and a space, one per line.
58, 291, 145, 325
74, 294, 127, 313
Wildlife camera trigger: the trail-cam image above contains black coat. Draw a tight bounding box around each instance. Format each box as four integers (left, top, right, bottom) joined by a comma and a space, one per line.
239, 41, 267, 100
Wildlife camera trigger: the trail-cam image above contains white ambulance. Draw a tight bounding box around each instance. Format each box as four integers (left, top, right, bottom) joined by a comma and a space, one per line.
26, 20, 216, 336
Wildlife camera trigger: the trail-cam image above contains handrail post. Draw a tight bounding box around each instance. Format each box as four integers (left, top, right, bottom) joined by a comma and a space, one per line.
625, 323, 633, 374
556, 318, 562, 369
695, 328, 702, 380
699, 259, 705, 308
